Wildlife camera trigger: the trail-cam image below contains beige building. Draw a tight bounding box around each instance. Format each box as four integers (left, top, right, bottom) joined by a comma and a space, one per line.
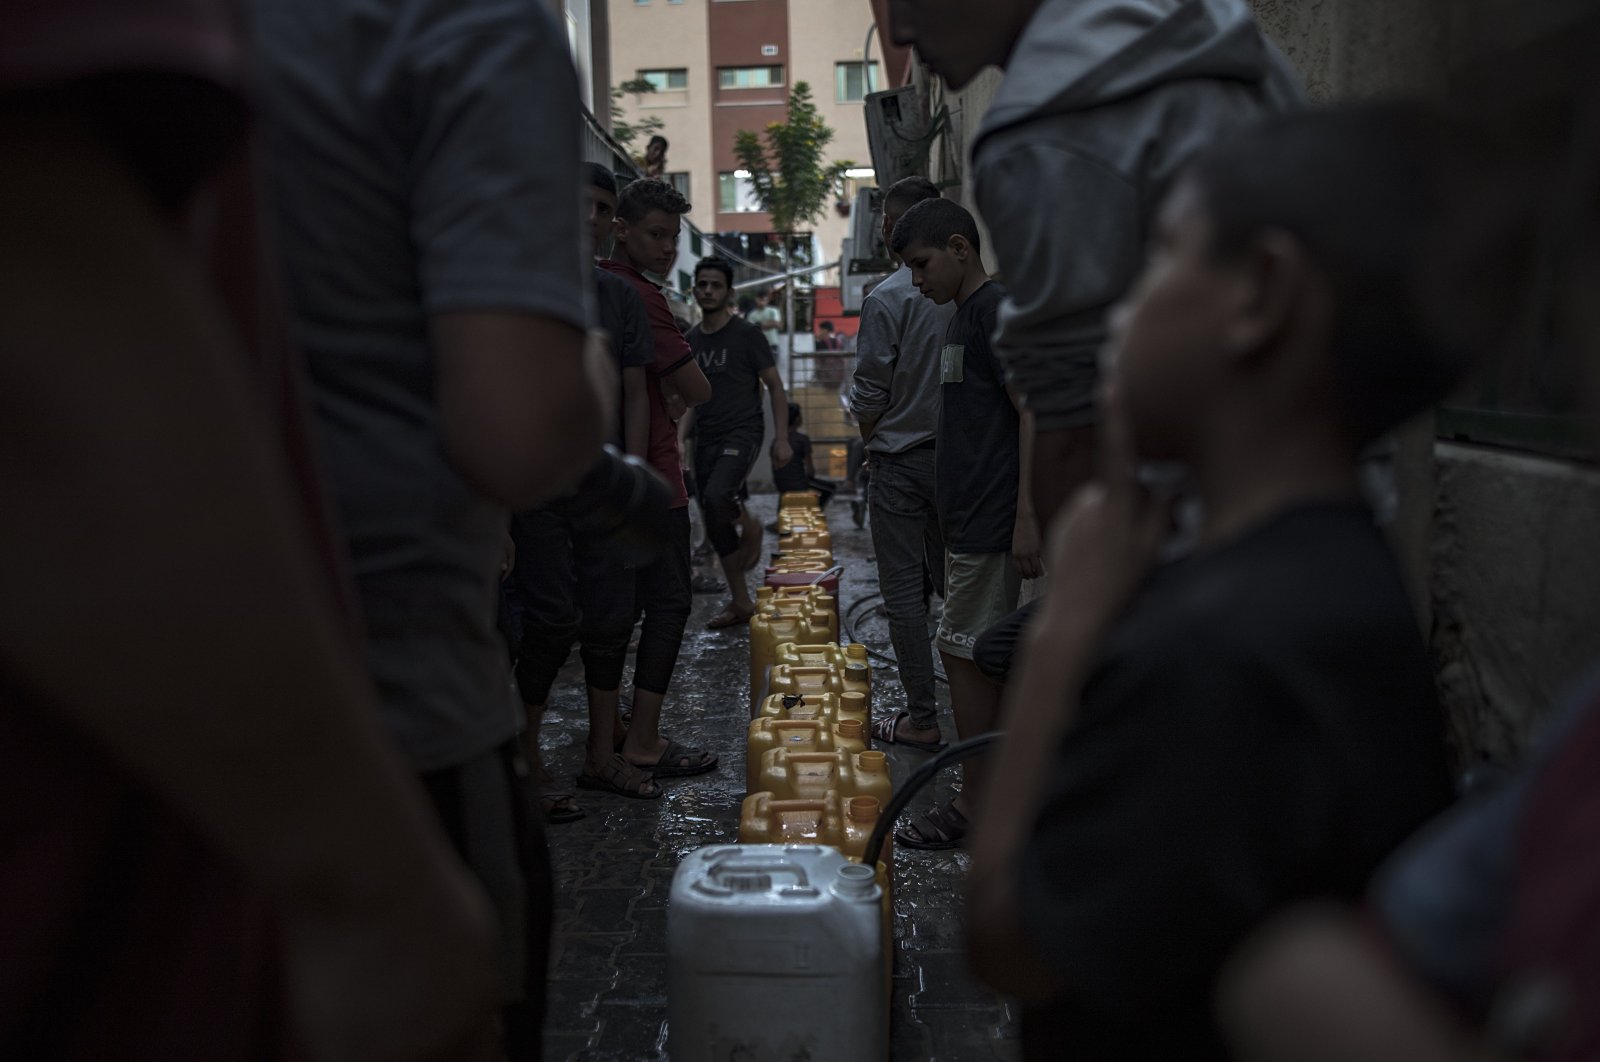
607, 0, 881, 284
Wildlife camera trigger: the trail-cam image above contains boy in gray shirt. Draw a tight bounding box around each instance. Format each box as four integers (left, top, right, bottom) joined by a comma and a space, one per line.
851, 176, 955, 751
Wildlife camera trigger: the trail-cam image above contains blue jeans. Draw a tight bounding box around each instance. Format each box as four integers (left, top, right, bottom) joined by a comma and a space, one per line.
867, 445, 945, 731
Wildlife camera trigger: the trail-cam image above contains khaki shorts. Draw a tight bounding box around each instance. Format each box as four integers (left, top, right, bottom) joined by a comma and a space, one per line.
936, 551, 1022, 660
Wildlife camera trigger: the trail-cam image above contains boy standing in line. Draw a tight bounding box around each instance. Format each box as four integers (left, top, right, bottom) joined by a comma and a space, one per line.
852, 176, 957, 753
889, 0, 1301, 527
598, 179, 720, 784
685, 256, 792, 629
512, 163, 655, 821
889, 198, 1042, 849
966, 107, 1468, 1060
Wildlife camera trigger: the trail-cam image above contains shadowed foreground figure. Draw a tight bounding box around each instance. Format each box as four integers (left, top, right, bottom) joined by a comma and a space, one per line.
967, 105, 1484, 1061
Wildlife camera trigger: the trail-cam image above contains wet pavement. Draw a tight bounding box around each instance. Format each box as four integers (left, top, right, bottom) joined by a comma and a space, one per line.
537, 493, 1023, 1061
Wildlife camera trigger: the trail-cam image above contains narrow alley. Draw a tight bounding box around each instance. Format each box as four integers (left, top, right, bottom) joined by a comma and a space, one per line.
538, 495, 1022, 1061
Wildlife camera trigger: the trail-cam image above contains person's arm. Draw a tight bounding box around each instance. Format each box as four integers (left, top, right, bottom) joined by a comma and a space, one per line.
618, 282, 655, 457
677, 406, 696, 455
623, 365, 650, 457
761, 365, 793, 468
1219, 909, 1496, 1062
434, 314, 604, 507
978, 142, 1141, 526
1012, 402, 1043, 578
665, 354, 711, 409
411, 19, 604, 508
847, 291, 897, 443
0, 105, 498, 1059
968, 385, 1170, 1001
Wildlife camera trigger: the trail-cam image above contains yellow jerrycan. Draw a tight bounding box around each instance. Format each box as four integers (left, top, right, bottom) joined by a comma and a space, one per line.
779, 490, 824, 512
755, 690, 869, 729
739, 790, 886, 863
745, 718, 868, 791
772, 643, 871, 709
749, 609, 838, 705
758, 585, 844, 626
778, 527, 834, 553
768, 547, 835, 570
756, 749, 893, 806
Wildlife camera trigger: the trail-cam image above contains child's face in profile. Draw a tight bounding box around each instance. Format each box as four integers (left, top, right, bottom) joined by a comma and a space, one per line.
902, 239, 966, 305
1105, 178, 1249, 459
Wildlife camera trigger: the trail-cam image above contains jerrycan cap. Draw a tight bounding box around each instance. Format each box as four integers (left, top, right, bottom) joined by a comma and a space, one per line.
858, 751, 887, 772
847, 795, 880, 823
831, 862, 880, 901
836, 719, 864, 740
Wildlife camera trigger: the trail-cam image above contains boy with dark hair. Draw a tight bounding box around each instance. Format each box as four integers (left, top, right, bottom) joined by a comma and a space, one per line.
686, 254, 792, 628
599, 178, 718, 787
890, 0, 1301, 528
889, 197, 1041, 848
510, 161, 656, 822
966, 105, 1471, 1060
854, 174, 956, 752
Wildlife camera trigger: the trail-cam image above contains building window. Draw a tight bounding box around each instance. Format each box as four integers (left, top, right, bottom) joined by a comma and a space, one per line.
718, 171, 762, 213
666, 171, 691, 202
718, 65, 785, 90
638, 68, 688, 92
834, 61, 880, 102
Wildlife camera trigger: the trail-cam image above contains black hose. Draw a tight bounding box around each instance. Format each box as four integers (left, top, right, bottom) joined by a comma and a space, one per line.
862, 732, 1003, 869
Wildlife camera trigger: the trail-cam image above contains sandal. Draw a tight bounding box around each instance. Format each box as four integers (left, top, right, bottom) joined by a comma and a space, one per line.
870, 711, 947, 753
895, 801, 968, 851
634, 737, 718, 779
705, 604, 755, 630
541, 791, 586, 824
575, 753, 662, 799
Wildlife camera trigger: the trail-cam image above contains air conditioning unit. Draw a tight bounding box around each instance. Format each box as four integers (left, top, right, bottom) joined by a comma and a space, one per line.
864, 86, 933, 191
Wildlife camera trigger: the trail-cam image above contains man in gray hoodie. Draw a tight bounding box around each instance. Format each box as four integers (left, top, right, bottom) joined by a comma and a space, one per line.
889, 0, 1302, 525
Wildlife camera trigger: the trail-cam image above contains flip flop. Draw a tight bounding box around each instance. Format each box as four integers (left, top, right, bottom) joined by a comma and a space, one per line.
870, 711, 947, 753
895, 801, 968, 851
541, 791, 586, 824
636, 737, 718, 779
575, 753, 662, 799
705, 605, 754, 630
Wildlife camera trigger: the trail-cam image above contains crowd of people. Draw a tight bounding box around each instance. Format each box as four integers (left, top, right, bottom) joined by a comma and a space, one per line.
2, 0, 1595, 1060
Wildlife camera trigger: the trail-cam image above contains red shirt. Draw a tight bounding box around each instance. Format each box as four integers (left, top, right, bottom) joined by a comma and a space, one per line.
597, 258, 690, 509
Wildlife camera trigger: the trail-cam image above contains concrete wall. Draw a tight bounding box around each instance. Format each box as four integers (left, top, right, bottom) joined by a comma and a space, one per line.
1247, 0, 1600, 762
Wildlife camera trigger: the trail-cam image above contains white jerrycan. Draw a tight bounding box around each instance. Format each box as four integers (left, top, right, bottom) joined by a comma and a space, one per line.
667, 844, 885, 1061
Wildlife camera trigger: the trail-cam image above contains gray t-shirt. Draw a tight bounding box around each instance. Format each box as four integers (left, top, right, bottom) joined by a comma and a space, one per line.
847, 266, 955, 454
251, 0, 590, 771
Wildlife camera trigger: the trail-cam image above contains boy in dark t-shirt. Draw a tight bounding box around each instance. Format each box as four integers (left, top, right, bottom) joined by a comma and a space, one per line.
888, 198, 1041, 850
965, 106, 1477, 1060
686, 256, 791, 628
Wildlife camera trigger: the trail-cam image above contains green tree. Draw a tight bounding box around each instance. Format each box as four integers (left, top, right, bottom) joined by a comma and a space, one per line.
733, 82, 851, 234
610, 79, 664, 151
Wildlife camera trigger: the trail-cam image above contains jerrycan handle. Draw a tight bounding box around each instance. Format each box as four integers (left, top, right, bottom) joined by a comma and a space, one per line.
707, 860, 810, 888
764, 798, 829, 813
778, 752, 845, 764
785, 666, 834, 678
